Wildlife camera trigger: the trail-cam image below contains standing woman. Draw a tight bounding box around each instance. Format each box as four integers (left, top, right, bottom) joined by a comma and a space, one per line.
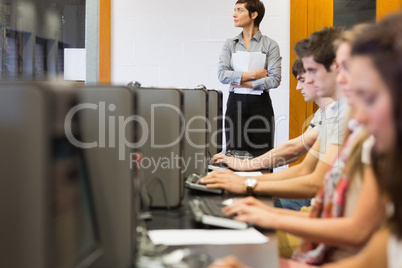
217, 0, 282, 157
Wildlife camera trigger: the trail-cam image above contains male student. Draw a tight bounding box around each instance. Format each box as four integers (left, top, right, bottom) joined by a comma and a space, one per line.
211, 57, 334, 171
201, 27, 349, 210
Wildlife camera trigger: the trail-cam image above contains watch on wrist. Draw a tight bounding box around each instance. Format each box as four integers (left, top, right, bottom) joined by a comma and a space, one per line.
245, 178, 258, 195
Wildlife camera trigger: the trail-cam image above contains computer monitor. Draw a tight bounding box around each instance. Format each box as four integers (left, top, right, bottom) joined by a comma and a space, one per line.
181, 88, 209, 178
0, 82, 102, 268
130, 87, 184, 208
207, 89, 223, 157
77, 85, 138, 268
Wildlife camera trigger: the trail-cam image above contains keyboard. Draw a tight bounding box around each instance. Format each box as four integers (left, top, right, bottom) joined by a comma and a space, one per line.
185, 173, 223, 194
208, 161, 228, 171
207, 150, 253, 171
188, 198, 248, 229
226, 150, 254, 160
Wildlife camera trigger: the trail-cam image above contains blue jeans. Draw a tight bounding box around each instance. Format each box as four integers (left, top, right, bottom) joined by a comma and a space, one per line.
273, 197, 311, 211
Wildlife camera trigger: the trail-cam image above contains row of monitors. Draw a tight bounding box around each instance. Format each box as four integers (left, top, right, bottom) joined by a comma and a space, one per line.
129, 85, 223, 207
0, 82, 222, 268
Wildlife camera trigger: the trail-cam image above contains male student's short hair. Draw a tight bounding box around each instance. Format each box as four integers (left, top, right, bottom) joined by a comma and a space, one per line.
292, 57, 305, 79
236, 0, 265, 28
294, 27, 342, 71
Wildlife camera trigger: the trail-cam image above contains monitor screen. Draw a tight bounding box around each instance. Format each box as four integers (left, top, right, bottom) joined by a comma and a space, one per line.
0, 83, 101, 268
46, 85, 102, 268
51, 136, 100, 268
78, 85, 136, 267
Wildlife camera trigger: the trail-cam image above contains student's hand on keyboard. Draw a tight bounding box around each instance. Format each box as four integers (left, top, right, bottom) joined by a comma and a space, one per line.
211, 153, 238, 169
223, 196, 273, 214
208, 256, 250, 268
200, 170, 247, 194
221, 197, 277, 229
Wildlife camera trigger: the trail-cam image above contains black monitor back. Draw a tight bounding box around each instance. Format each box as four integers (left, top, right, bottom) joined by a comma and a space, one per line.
77, 85, 138, 268
181, 88, 209, 178
207, 89, 223, 157
131, 87, 184, 208
0, 82, 102, 268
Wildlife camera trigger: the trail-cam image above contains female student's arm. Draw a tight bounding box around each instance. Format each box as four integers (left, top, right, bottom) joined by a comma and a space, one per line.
321, 228, 389, 268
225, 165, 385, 248
223, 196, 310, 218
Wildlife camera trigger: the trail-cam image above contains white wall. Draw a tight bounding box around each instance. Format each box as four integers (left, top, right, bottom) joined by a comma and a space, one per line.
111, 0, 290, 165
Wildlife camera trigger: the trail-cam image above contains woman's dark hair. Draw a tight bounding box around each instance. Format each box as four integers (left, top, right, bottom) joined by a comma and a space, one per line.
236, 0, 265, 28
352, 12, 402, 238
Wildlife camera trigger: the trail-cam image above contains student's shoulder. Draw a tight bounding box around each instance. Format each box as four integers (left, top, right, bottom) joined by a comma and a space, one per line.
325, 100, 348, 120
313, 107, 323, 115
311, 107, 323, 122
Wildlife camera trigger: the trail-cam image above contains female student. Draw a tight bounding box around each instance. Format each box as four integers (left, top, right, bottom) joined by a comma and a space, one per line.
217, 0, 281, 156
213, 24, 385, 265
322, 11, 402, 268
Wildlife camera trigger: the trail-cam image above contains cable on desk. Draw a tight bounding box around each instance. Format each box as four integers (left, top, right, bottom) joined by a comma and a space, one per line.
131, 153, 171, 218
145, 177, 171, 211
131, 153, 153, 220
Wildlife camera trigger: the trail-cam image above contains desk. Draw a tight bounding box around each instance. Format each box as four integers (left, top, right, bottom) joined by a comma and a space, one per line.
145, 189, 279, 268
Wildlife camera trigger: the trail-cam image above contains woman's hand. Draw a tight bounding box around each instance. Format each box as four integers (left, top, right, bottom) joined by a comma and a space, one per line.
200, 170, 247, 194
211, 153, 246, 170
223, 196, 273, 213
222, 196, 278, 229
